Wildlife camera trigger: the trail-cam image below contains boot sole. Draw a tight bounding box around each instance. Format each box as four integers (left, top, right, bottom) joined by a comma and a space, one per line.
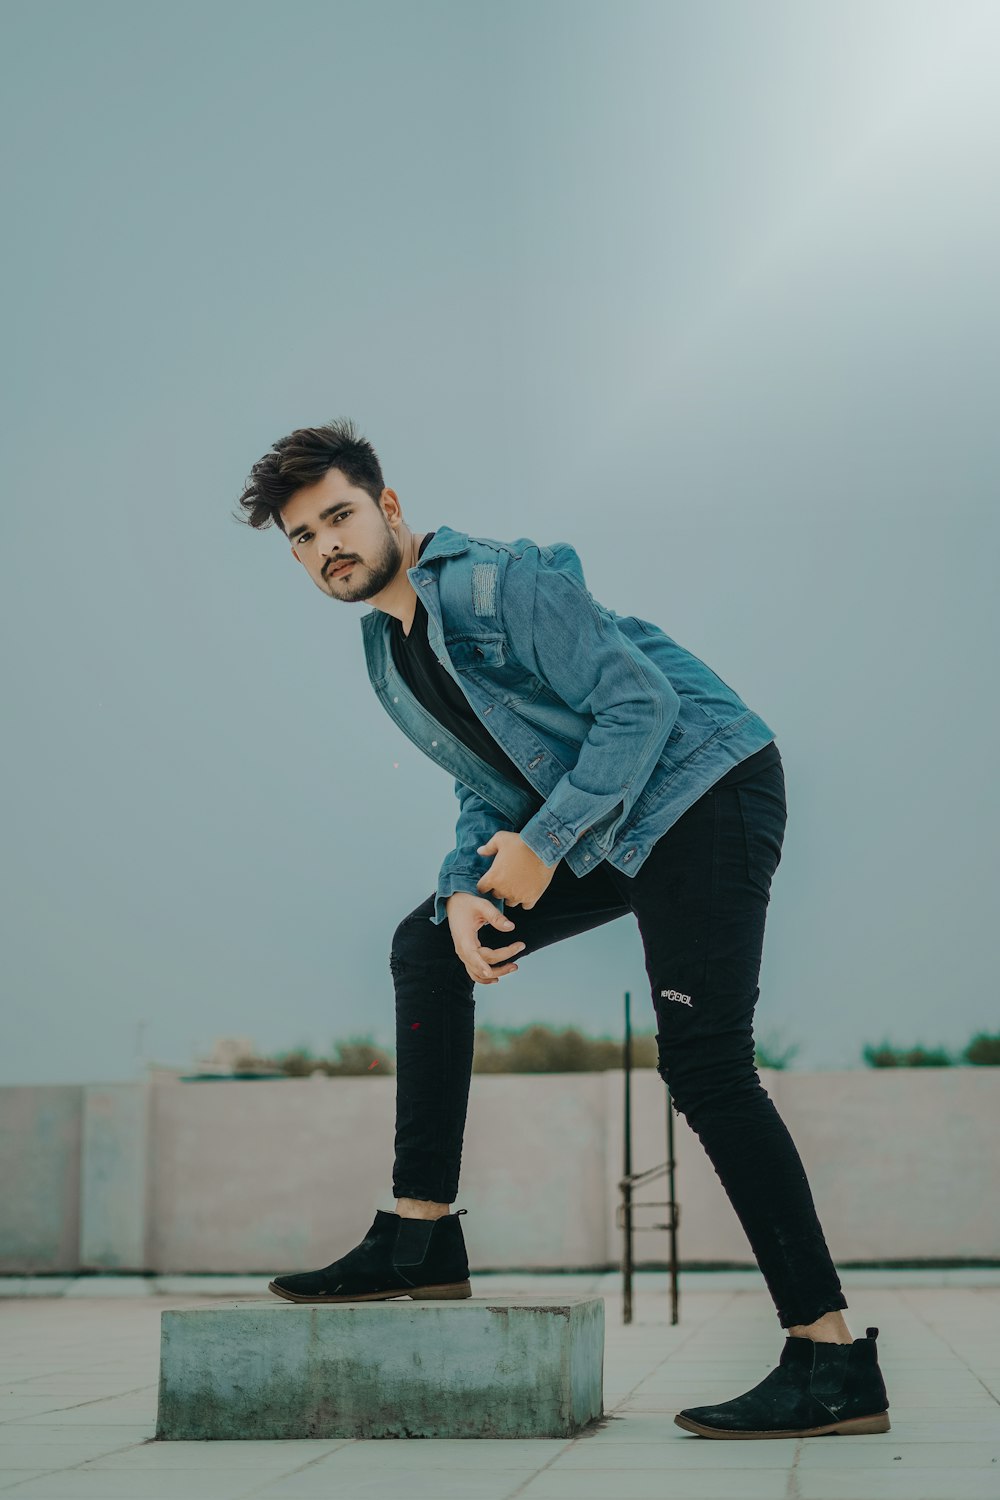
674, 1410, 890, 1439
268, 1279, 472, 1304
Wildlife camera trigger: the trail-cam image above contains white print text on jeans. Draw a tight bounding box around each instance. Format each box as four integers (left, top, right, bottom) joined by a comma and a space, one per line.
661, 989, 693, 1007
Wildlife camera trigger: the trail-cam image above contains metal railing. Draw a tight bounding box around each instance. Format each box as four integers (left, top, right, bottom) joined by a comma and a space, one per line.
617, 989, 680, 1325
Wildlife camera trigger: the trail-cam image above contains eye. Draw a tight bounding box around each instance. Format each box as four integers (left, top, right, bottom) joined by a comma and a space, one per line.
297, 510, 350, 544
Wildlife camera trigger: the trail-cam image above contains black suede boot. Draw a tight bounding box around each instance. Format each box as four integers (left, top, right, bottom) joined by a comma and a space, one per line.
674, 1326, 891, 1439
268, 1209, 472, 1303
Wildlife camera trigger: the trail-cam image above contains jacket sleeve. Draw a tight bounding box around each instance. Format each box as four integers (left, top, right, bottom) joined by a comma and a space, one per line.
500, 546, 681, 868
432, 779, 516, 925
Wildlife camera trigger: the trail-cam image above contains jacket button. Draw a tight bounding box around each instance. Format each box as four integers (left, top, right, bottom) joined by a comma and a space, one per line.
431, 740, 438, 747
584, 854, 591, 863
393, 696, 398, 703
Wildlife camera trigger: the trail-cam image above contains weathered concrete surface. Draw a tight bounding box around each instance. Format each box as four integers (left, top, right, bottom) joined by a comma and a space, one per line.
0, 1084, 82, 1273
155, 1295, 605, 1440
80, 1083, 150, 1270
3, 1070, 1000, 1274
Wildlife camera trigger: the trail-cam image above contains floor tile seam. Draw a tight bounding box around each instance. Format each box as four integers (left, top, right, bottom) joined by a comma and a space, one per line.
0, 1437, 152, 1483
896, 1287, 1000, 1410
238, 1460, 552, 1500
234, 1439, 372, 1493
0, 1381, 156, 1423
604, 1308, 723, 1414
782, 1427, 805, 1500
601, 1289, 746, 1426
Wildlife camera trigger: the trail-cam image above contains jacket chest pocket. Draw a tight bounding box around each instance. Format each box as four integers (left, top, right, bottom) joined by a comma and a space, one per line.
444, 635, 545, 706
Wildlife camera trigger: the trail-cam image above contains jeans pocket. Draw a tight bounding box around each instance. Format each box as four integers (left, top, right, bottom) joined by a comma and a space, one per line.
735, 780, 786, 901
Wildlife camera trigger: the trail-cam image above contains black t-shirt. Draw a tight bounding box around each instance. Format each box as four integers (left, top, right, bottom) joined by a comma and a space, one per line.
388, 532, 539, 799
710, 738, 781, 789
388, 529, 780, 806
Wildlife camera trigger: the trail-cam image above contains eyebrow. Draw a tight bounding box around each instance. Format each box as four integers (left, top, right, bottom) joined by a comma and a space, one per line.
286, 503, 351, 541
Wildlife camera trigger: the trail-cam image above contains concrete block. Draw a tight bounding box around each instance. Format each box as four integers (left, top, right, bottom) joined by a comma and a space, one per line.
156, 1295, 605, 1439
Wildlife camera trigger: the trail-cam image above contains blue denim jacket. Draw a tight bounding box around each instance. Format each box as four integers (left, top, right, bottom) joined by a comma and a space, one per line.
361, 525, 776, 925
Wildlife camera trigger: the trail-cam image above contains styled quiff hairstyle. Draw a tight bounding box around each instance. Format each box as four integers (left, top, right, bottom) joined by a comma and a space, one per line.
233, 417, 387, 536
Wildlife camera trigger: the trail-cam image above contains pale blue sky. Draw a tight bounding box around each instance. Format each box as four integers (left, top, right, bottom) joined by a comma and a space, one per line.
2, 0, 997, 1084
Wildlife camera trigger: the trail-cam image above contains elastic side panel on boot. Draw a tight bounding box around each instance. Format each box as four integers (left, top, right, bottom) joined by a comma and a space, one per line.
392, 1217, 436, 1270
809, 1343, 852, 1404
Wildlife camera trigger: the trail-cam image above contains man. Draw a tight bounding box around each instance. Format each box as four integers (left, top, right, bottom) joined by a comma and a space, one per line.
233, 417, 890, 1439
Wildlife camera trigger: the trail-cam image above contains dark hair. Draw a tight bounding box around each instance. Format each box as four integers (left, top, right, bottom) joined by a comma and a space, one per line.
232, 417, 386, 536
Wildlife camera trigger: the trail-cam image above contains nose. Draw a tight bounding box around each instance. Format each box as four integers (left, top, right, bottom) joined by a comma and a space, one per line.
320, 536, 345, 570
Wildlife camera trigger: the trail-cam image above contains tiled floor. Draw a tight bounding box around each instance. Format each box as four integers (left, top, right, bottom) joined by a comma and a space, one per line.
1, 1270, 998, 1499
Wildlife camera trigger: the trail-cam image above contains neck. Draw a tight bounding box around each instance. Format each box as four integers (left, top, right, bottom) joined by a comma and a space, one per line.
397, 530, 426, 636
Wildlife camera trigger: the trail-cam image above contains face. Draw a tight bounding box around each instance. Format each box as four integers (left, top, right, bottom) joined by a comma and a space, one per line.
283, 469, 405, 601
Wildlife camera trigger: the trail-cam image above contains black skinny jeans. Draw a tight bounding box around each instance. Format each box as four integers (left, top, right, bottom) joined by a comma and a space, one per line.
388, 751, 848, 1329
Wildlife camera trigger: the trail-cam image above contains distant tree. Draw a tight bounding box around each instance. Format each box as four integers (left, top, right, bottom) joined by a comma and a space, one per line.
960, 1030, 1000, 1065
272, 1046, 318, 1077
232, 1038, 394, 1077
232, 1046, 315, 1077
316, 1036, 395, 1076
862, 1039, 954, 1067
753, 1027, 800, 1070
472, 1022, 658, 1073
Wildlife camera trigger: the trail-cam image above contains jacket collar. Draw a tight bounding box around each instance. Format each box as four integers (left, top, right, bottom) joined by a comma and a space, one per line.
411, 524, 469, 564
360, 524, 467, 643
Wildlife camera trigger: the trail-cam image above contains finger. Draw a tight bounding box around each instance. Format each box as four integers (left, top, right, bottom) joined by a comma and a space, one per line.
477, 962, 519, 984
461, 950, 521, 983
479, 942, 526, 960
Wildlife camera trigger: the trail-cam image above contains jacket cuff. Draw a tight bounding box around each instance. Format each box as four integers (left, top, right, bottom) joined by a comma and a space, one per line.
432, 871, 506, 927
516, 810, 575, 867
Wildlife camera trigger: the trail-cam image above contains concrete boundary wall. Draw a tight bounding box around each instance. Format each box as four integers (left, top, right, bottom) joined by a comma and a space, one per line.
1, 1070, 998, 1274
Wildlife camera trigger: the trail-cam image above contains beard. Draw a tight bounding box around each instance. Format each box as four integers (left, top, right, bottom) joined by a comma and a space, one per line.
325, 517, 404, 600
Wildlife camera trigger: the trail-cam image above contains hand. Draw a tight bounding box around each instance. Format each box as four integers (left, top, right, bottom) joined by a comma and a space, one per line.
445, 892, 526, 985
475, 830, 558, 910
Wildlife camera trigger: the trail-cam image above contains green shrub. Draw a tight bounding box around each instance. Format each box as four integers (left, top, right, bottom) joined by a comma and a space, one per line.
316, 1036, 396, 1076
272, 1046, 317, 1077
753, 1027, 800, 1070
472, 1022, 658, 1073
862, 1040, 954, 1067
238, 1036, 396, 1077
961, 1031, 1000, 1065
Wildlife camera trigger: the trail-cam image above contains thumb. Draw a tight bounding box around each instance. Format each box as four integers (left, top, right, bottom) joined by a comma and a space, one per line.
477, 837, 496, 856
483, 903, 515, 931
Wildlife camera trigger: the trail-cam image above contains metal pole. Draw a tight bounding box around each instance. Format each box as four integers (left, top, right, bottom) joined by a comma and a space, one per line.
622, 989, 633, 1325
666, 1084, 679, 1324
